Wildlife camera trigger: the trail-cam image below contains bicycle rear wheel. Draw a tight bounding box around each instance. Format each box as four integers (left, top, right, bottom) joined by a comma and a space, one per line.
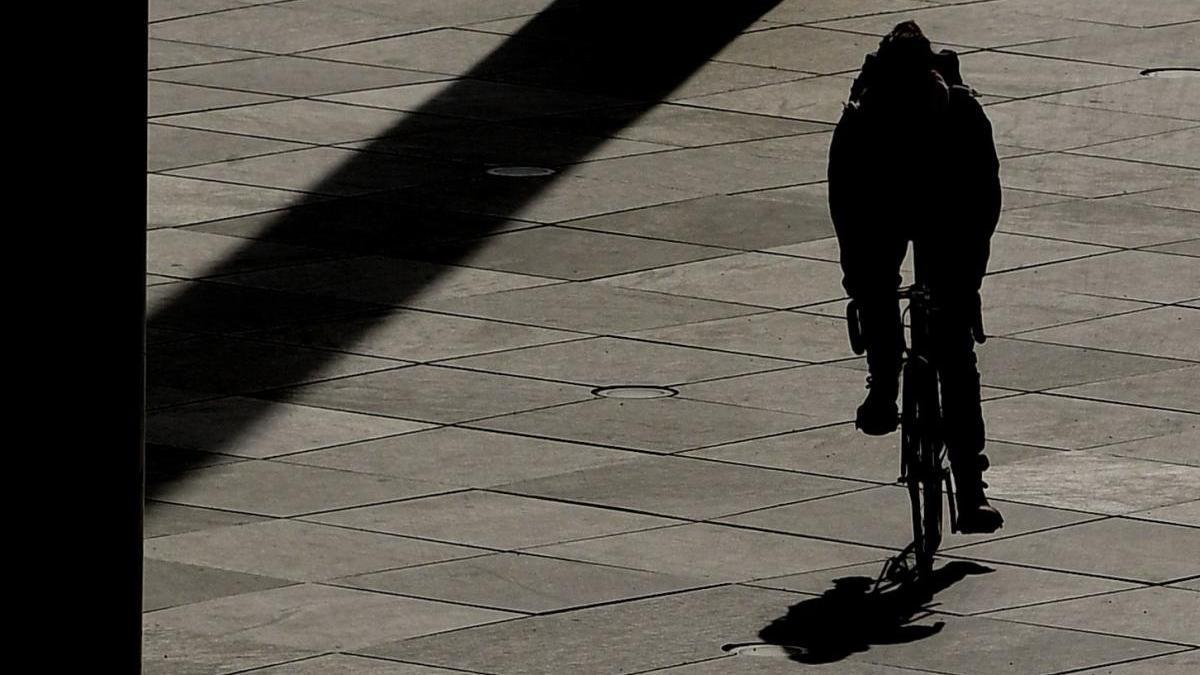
902, 357, 942, 579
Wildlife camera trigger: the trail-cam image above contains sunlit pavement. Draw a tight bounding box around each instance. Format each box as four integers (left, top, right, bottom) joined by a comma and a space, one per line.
145, 2, 1198, 673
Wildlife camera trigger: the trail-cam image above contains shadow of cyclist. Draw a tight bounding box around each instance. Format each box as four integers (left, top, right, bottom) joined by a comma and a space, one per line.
758, 560, 994, 664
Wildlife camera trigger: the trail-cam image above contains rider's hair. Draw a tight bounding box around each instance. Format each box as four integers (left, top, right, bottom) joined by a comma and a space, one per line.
877, 21, 933, 70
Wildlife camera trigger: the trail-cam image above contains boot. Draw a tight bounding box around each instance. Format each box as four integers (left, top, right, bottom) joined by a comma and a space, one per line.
855, 373, 899, 435
952, 454, 1004, 534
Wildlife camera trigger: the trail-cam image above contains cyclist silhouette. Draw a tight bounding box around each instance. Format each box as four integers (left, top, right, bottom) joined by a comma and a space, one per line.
828, 21, 1003, 533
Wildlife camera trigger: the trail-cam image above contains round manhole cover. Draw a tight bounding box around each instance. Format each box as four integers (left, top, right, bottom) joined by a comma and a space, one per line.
486, 166, 556, 177
592, 385, 678, 399
1139, 68, 1200, 78
721, 642, 807, 658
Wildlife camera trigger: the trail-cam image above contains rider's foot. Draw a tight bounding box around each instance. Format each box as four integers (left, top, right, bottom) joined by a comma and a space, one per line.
953, 454, 1004, 533
855, 375, 898, 435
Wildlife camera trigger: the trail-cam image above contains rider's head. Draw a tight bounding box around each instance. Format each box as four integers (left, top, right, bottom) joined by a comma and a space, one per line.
872, 21, 948, 115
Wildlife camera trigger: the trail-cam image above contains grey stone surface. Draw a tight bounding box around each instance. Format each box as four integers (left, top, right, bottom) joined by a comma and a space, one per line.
975, 337, 1185, 391
988, 452, 1200, 515
678, 364, 869, 424
720, 484, 1095, 550
993, 251, 1200, 305
143, 626, 315, 675
305, 28, 536, 75
1133, 500, 1200, 527
999, 153, 1193, 198
997, 0, 1200, 28
998, 197, 1200, 248
145, 519, 485, 582
1019, 307, 1200, 362
713, 25, 879, 73
1041, 76, 1200, 123
956, 50, 1138, 99
321, 78, 629, 121
147, 396, 432, 458
154, 459, 449, 517
978, 282, 1152, 337
147, 175, 306, 228
343, 552, 704, 613
235, 654, 466, 674
983, 393, 1197, 450
826, 2, 1108, 47
987, 100, 1189, 152
1052, 366, 1200, 413
1078, 127, 1200, 170
626, 310, 855, 362
147, 80, 280, 118
752, 558, 1138, 616
309, 490, 680, 549
988, 587, 1200, 645
145, 583, 517, 652
158, 99, 411, 145
273, 364, 590, 424
499, 454, 864, 519
416, 281, 760, 333
1099, 428, 1200, 467
1069, 650, 1200, 675
475, 396, 818, 454
680, 74, 857, 124
143, 559, 294, 612
151, 55, 442, 97
953, 518, 1200, 582
144, 503, 268, 539
146, 226, 331, 279
283, 426, 636, 488
445, 336, 792, 387
148, 39, 258, 71
148, 124, 306, 172
1011, 22, 1200, 70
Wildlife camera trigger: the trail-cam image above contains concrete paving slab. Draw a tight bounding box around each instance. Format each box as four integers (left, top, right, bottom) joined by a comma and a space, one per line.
1077, 126, 1200, 170
532, 523, 884, 582
978, 282, 1152, 336
143, 559, 294, 612
361, 585, 811, 675
956, 50, 1138, 99
148, 81, 281, 118
145, 583, 518, 652
1019, 307, 1200, 361
953, 517, 1200, 583
1011, 23, 1200, 70
625, 310, 853, 363
826, 3, 1107, 48
1041, 77, 1200, 123
444, 336, 792, 387
714, 25, 878, 74
415, 281, 760, 333
1002, 152, 1196, 199
149, 337, 398, 396
420, 226, 732, 281
985, 232, 1113, 272
991, 251, 1200, 304
250, 309, 581, 363
995, 0, 1200, 28
308, 490, 680, 549
1070, 650, 1200, 675
342, 551, 705, 613
147, 175, 307, 228
680, 74, 857, 124
157, 99, 418, 145
983, 393, 1197, 450
148, 124, 306, 172
154, 459, 449, 517
975, 337, 1185, 391
1099, 428, 1200, 467
752, 558, 1138, 616
148, 0, 253, 23
147, 280, 382, 333
146, 396, 432, 458
720, 484, 1095, 550
566, 193, 834, 250
986, 100, 1190, 152
322, 78, 630, 121
1052, 366, 1200, 413
237, 655, 464, 674
146, 228, 331, 279
281, 426, 636, 488
151, 55, 443, 97
144, 503, 268, 539
143, 626, 315, 675
148, 39, 258, 71
998, 197, 1200, 248
272, 364, 591, 424
304, 28, 538, 76
169, 147, 466, 197
679, 364, 880, 423
761, 0, 928, 25
475, 396, 820, 454
1146, 239, 1200, 257
148, 4, 424, 53
145, 519, 484, 582
600, 253, 843, 309
1132, 500, 1200, 527
988, 452, 1200, 515
688, 426, 1056, 485
498, 454, 864, 520
988, 586, 1199, 645
1126, 182, 1200, 212
644, 657, 929, 674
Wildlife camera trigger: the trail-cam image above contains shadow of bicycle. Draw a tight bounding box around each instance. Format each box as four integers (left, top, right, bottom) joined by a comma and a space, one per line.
757, 560, 994, 664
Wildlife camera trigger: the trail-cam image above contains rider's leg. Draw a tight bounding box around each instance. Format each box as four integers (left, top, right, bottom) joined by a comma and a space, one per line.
841, 237, 907, 435
931, 298, 1003, 533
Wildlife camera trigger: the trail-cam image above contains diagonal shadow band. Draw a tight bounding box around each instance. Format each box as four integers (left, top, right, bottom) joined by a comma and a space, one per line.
147, 0, 787, 501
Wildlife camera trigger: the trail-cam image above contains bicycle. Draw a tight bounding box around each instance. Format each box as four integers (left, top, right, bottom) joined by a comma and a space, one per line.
846, 282, 985, 585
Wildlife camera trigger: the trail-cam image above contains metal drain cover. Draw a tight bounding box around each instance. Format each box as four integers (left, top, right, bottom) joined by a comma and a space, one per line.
486, 166, 556, 177
592, 385, 678, 399
1140, 68, 1199, 78
721, 642, 807, 658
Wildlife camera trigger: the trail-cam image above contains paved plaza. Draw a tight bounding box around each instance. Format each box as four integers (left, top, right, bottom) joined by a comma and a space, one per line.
145, 1, 1198, 673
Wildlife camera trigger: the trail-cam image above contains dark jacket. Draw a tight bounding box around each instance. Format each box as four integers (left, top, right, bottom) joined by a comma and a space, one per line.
828, 49, 1001, 292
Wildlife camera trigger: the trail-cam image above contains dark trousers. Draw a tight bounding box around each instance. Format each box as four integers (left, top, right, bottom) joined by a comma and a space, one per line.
838, 227, 986, 461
